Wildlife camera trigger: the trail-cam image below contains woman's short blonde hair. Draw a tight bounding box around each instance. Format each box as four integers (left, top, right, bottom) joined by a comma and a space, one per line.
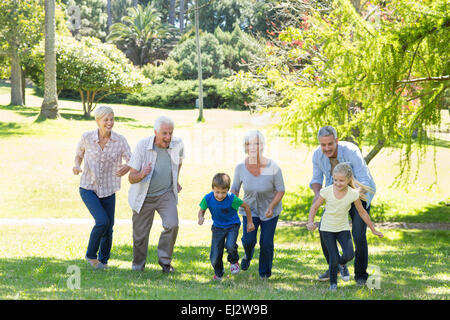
94, 106, 114, 120
243, 130, 265, 154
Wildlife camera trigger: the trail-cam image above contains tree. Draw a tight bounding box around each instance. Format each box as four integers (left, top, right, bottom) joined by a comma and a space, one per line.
243, 0, 449, 182
107, 3, 175, 66
194, 0, 204, 122
170, 32, 229, 80
0, 0, 44, 106
28, 36, 148, 117
65, 0, 108, 40
39, 0, 59, 120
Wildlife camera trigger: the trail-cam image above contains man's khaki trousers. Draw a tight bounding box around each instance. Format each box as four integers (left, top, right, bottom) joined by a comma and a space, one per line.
132, 190, 179, 269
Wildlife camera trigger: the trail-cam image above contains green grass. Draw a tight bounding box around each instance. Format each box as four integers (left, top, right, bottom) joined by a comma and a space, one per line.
0, 224, 448, 299
0, 87, 449, 300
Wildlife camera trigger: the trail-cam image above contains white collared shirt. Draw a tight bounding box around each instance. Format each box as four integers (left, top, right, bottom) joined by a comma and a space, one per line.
128, 135, 184, 213
76, 129, 132, 198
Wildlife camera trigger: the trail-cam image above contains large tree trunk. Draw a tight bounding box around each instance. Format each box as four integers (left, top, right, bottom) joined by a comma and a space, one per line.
195, 0, 204, 122
40, 0, 59, 120
364, 139, 385, 165
179, 0, 185, 33
169, 0, 176, 25
107, 0, 112, 29
10, 45, 24, 106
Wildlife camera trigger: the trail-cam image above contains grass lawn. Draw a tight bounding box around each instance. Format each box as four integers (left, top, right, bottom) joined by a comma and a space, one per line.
0, 223, 448, 299
0, 87, 449, 300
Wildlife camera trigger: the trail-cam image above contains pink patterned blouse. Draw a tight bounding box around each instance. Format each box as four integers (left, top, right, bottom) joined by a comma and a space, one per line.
76, 129, 132, 198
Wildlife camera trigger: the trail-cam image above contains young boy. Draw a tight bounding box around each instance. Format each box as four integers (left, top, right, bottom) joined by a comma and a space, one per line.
198, 173, 255, 281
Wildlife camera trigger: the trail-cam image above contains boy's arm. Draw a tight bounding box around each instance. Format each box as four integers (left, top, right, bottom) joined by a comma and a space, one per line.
307, 196, 325, 231
240, 202, 255, 232
354, 198, 383, 238
198, 208, 206, 225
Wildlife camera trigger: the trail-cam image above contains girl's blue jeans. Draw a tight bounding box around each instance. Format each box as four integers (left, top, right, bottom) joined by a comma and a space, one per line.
79, 188, 115, 265
241, 215, 279, 278
320, 230, 354, 285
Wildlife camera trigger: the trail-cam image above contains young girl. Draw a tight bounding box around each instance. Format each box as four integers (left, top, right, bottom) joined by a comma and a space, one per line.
306, 163, 383, 291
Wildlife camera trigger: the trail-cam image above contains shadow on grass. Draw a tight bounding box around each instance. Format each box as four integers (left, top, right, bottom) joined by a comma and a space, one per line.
280, 185, 449, 223
1, 237, 448, 299
59, 113, 137, 123
0, 122, 29, 137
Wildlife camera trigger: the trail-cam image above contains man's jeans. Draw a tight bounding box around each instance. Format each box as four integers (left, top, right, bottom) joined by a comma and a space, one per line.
210, 224, 240, 277
320, 201, 370, 281
242, 215, 279, 278
79, 188, 116, 265
320, 230, 354, 285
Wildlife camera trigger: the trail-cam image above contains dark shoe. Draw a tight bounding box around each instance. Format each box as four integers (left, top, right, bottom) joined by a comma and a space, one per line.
328, 283, 338, 291
160, 263, 175, 273
356, 279, 366, 286
241, 255, 251, 271
338, 264, 350, 281
318, 269, 330, 281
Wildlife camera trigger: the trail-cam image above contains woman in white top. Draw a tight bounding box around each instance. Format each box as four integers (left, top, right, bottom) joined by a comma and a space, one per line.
73, 106, 131, 269
307, 163, 383, 291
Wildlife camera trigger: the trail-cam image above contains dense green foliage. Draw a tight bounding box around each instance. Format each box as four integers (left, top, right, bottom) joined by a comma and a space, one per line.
107, 3, 175, 66
124, 78, 252, 110
66, 0, 108, 40
242, 0, 449, 181
27, 36, 147, 117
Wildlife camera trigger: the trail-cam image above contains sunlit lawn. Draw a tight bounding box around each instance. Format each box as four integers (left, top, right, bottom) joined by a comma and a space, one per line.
0, 87, 449, 299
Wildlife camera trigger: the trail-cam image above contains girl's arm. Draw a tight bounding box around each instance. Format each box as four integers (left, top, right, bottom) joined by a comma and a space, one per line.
307, 196, 325, 231
354, 198, 384, 238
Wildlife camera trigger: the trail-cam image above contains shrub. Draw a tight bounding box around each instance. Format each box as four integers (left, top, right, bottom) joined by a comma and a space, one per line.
27, 36, 148, 117
169, 33, 230, 80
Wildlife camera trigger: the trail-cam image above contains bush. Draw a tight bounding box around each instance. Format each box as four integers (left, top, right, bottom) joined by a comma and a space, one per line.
124, 78, 254, 110
141, 59, 181, 84
169, 33, 230, 80
26, 36, 147, 117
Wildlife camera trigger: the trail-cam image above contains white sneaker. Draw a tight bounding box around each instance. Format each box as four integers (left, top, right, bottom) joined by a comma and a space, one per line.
230, 262, 240, 275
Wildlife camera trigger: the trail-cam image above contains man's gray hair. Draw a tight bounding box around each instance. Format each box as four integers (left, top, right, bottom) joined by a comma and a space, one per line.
94, 105, 114, 120
317, 126, 338, 140
243, 129, 266, 153
154, 116, 174, 132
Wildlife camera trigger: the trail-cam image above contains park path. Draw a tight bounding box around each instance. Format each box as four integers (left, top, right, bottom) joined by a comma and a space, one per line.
0, 218, 448, 230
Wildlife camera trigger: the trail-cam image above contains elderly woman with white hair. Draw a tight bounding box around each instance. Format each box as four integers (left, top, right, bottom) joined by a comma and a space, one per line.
230, 130, 285, 279
73, 106, 131, 269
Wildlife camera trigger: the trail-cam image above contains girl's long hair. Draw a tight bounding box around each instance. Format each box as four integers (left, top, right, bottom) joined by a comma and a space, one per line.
332, 163, 374, 202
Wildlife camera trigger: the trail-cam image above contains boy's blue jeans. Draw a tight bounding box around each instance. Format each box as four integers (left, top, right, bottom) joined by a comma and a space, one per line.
79, 188, 115, 265
210, 224, 240, 277
241, 215, 279, 278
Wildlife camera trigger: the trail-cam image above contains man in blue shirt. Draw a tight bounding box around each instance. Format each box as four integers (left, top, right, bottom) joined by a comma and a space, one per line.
310, 126, 376, 286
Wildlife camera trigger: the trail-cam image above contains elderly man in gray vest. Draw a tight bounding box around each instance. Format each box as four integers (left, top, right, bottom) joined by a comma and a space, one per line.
128, 116, 184, 273
310, 126, 376, 286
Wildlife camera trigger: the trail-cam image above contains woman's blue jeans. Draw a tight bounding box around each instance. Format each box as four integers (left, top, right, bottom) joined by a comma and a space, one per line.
241, 215, 279, 278
210, 224, 240, 277
79, 188, 115, 264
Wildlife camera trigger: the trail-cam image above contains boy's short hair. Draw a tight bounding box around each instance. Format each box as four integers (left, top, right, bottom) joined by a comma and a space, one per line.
212, 173, 231, 190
